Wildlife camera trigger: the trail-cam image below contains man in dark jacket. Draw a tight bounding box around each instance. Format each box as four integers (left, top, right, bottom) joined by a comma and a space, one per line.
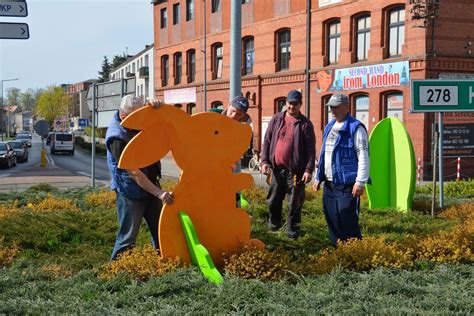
106, 95, 174, 260
261, 90, 316, 239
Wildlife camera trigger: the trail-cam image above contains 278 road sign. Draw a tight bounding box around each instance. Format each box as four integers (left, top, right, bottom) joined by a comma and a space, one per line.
0, 1, 28, 17
411, 80, 474, 112
0, 22, 29, 39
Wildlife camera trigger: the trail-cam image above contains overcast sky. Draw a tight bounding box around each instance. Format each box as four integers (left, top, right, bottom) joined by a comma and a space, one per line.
0, 0, 154, 92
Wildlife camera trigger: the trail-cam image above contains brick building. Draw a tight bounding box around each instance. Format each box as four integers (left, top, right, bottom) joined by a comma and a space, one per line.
152, 0, 474, 179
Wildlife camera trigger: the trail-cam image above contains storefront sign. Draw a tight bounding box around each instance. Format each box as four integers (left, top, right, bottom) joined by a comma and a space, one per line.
315, 61, 410, 93
164, 87, 196, 104
443, 112, 474, 157
319, 0, 342, 7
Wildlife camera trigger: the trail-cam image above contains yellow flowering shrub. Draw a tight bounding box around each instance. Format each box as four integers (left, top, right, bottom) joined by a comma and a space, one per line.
39, 263, 73, 279
30, 194, 79, 212
309, 237, 413, 275
0, 237, 19, 267
223, 246, 295, 282
242, 186, 267, 204
0, 202, 19, 219
412, 224, 473, 264
98, 245, 182, 281
439, 202, 474, 223
84, 190, 116, 209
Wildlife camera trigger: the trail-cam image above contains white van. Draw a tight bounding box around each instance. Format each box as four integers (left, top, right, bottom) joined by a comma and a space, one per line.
51, 132, 74, 155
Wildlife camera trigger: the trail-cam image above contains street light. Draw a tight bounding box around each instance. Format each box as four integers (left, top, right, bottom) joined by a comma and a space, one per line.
0, 78, 19, 141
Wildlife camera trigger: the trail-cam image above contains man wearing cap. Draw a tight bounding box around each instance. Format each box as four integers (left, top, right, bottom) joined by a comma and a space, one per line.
223, 95, 252, 124
313, 93, 370, 246
261, 90, 316, 240
222, 96, 253, 206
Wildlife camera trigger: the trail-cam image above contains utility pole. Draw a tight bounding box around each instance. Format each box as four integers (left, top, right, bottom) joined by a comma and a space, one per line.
229, 0, 242, 100
203, 0, 207, 111
0, 78, 19, 140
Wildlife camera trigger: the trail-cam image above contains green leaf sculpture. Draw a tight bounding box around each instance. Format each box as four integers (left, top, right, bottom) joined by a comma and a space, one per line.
178, 211, 224, 284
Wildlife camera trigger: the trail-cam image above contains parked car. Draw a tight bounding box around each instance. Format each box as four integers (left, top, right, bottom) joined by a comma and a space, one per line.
0, 142, 17, 168
73, 128, 85, 136
51, 132, 74, 155
15, 134, 32, 147
46, 132, 55, 146
7, 141, 28, 163
17, 131, 32, 139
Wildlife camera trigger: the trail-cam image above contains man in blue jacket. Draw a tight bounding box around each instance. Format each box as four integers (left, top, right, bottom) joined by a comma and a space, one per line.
313, 93, 370, 246
106, 95, 174, 260
261, 90, 316, 240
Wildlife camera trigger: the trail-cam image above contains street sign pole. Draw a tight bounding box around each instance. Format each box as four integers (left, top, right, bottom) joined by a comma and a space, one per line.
438, 112, 444, 208
91, 84, 96, 188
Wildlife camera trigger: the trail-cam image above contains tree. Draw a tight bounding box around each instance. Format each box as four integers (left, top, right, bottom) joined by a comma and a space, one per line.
35, 85, 71, 125
98, 56, 111, 83
6, 87, 21, 107
20, 89, 36, 111
111, 54, 128, 69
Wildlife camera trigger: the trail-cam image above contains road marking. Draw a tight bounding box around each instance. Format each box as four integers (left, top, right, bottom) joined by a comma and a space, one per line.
77, 171, 91, 177
0, 173, 12, 178
46, 153, 55, 165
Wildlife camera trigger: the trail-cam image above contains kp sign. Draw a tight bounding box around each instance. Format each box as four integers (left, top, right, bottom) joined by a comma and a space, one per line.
0, 1, 27, 17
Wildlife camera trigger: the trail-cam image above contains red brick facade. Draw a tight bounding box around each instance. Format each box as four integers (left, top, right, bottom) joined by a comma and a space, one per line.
153, 0, 474, 179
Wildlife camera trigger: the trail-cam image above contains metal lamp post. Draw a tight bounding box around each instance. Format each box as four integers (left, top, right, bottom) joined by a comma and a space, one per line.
0, 78, 19, 141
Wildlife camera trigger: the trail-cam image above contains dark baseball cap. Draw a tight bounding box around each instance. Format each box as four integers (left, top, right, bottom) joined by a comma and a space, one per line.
230, 96, 249, 112
287, 90, 302, 103
326, 93, 349, 107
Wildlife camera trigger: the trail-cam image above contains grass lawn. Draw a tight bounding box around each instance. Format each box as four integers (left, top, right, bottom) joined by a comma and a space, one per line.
0, 182, 472, 314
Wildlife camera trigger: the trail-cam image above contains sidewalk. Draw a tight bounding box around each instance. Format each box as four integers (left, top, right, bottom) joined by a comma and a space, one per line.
0, 159, 267, 193
0, 163, 108, 193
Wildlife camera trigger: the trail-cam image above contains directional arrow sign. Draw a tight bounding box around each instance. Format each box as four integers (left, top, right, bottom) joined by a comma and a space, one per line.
0, 1, 28, 17
0, 22, 29, 39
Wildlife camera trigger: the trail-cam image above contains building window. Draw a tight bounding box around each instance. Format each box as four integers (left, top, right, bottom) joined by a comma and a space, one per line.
132, 63, 135, 74
212, 43, 223, 79
356, 14, 370, 61
276, 29, 291, 71
160, 8, 167, 29
187, 49, 196, 83
161, 55, 169, 87
354, 95, 369, 128
243, 37, 254, 75
328, 20, 341, 64
386, 93, 403, 121
322, 95, 333, 128
174, 52, 182, 85
388, 6, 405, 57
187, 103, 196, 115
212, 0, 221, 13
145, 54, 149, 67
186, 0, 194, 21
173, 3, 180, 25
211, 101, 223, 110
275, 97, 286, 113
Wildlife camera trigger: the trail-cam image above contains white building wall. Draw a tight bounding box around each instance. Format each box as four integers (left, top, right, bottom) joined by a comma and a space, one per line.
109, 45, 154, 101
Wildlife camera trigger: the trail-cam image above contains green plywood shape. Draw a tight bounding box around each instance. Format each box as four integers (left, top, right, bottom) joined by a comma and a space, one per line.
240, 193, 250, 209
366, 118, 416, 212
178, 211, 224, 284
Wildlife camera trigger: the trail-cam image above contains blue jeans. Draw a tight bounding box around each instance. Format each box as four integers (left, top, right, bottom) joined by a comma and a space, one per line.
323, 181, 361, 246
110, 192, 163, 260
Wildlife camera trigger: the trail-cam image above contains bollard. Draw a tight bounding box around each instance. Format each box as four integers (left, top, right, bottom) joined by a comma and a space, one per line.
40, 148, 46, 167
456, 157, 461, 182
417, 158, 421, 185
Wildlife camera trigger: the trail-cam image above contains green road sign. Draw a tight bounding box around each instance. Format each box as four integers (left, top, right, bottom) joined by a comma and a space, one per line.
411, 80, 474, 112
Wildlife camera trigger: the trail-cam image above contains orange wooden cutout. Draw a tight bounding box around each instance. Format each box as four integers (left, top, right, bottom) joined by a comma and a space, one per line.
118, 104, 264, 266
